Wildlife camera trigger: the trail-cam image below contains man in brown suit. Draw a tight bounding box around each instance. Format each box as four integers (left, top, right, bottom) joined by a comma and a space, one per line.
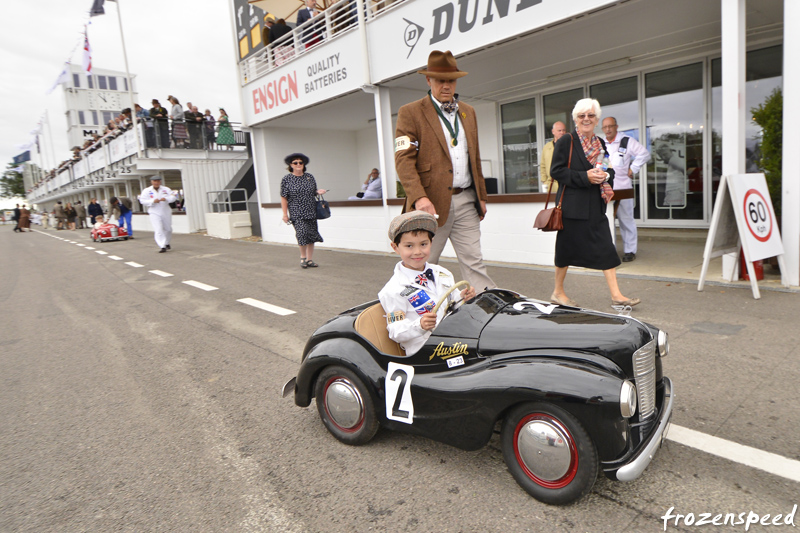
394, 50, 496, 292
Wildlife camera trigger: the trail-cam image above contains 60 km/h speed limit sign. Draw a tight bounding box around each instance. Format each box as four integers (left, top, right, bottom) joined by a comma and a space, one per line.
730, 174, 784, 261
743, 189, 772, 243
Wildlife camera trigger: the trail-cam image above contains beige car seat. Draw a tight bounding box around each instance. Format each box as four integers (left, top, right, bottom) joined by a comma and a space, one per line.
354, 303, 407, 357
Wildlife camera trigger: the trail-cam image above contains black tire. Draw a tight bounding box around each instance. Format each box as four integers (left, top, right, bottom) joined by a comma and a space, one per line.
314, 365, 379, 445
501, 402, 598, 505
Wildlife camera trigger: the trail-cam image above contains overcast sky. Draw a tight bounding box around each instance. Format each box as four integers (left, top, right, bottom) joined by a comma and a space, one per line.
0, 0, 242, 173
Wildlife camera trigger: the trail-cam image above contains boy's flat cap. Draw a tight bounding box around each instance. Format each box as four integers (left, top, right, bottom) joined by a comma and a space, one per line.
388, 211, 437, 241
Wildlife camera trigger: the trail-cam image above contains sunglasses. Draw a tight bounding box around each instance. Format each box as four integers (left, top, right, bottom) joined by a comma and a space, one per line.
576, 113, 597, 120
291, 161, 304, 165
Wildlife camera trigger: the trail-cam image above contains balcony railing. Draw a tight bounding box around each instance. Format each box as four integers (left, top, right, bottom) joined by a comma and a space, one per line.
28, 119, 248, 201
239, 0, 405, 85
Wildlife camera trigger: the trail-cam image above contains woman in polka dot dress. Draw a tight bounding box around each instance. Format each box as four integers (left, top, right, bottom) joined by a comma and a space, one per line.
280, 152, 327, 268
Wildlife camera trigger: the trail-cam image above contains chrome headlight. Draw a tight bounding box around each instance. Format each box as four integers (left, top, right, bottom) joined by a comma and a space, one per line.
657, 330, 669, 358
620, 380, 637, 418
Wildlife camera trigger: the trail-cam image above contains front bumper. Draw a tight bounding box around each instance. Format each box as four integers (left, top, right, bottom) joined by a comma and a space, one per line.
614, 377, 674, 482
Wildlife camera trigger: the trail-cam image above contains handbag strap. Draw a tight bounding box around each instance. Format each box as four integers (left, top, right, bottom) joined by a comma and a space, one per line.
543, 134, 571, 209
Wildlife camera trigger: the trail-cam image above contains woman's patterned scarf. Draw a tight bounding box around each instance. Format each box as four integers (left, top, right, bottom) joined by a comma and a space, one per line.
577, 129, 602, 167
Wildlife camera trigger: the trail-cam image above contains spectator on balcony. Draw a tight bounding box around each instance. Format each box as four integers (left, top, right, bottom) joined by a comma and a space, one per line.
185, 104, 204, 149
203, 109, 216, 149
262, 13, 275, 45
167, 95, 188, 148
88, 198, 103, 225
136, 103, 155, 148
270, 18, 293, 65
149, 99, 170, 148
296, 0, 323, 48
216, 108, 235, 150
74, 201, 87, 229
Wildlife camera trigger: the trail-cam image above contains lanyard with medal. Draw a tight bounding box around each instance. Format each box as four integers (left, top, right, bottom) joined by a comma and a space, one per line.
429, 91, 459, 147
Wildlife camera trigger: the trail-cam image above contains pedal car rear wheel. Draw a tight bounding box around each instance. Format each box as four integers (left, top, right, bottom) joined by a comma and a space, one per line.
501, 402, 598, 505
315, 365, 378, 445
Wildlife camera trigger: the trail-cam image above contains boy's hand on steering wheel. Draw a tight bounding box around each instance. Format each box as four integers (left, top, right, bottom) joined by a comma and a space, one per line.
460, 286, 476, 301
419, 312, 437, 331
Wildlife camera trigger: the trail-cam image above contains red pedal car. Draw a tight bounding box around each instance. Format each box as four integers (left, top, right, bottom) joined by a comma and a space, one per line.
91, 223, 129, 242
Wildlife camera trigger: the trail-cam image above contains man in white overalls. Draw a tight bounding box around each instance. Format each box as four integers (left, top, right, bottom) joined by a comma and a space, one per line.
139, 175, 177, 253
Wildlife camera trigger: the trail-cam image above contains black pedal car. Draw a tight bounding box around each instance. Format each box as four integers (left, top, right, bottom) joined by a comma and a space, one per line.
283, 288, 673, 505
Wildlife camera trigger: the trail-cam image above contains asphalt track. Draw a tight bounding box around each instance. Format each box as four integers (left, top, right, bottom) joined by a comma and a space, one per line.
2, 227, 799, 532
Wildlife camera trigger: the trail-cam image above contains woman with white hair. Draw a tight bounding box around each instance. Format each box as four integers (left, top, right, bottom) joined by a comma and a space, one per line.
548, 98, 640, 308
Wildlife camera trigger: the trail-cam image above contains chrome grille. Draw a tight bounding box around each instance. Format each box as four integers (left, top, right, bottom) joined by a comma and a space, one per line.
632, 340, 656, 418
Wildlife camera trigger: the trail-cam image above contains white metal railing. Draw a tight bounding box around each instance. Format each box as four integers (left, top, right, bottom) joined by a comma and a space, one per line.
239, 0, 405, 85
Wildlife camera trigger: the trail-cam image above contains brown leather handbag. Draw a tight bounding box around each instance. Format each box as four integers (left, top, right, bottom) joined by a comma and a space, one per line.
534, 135, 572, 232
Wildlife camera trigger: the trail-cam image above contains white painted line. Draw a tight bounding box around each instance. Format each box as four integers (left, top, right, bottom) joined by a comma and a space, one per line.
667, 424, 800, 483
95, 250, 108, 255
85, 246, 95, 250
125, 262, 144, 268
149, 270, 174, 277
69, 241, 77, 244
108, 255, 123, 261
77, 244, 86, 247
237, 298, 296, 316
183, 280, 218, 291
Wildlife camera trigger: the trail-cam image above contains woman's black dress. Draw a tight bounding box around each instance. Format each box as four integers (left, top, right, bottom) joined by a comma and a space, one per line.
280, 172, 323, 246
550, 132, 620, 270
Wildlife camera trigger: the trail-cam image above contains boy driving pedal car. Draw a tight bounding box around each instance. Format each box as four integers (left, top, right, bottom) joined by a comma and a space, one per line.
379, 211, 476, 356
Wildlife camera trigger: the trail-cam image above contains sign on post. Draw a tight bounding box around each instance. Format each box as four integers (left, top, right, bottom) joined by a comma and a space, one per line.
698, 173, 787, 299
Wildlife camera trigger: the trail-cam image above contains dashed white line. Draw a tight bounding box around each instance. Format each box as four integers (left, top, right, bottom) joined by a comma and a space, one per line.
149, 270, 174, 277
183, 280, 218, 291
85, 246, 95, 250
667, 425, 800, 483
95, 250, 108, 255
77, 244, 86, 247
125, 262, 144, 268
108, 255, 123, 261
237, 298, 296, 316
69, 241, 77, 244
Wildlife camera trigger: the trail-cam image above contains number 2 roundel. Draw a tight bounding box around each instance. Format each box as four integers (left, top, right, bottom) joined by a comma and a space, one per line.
743, 189, 772, 243
385, 363, 414, 424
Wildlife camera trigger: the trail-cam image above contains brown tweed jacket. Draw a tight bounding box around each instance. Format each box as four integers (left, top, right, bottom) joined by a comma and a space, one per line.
394, 95, 488, 227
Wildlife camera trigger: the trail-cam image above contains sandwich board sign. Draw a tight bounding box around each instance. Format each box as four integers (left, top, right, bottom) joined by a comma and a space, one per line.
698, 173, 787, 299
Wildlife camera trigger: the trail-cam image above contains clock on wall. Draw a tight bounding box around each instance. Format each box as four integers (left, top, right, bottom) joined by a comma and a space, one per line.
87, 90, 123, 111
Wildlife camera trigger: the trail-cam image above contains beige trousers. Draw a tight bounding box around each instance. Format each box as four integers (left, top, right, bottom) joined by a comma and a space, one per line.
429, 187, 496, 292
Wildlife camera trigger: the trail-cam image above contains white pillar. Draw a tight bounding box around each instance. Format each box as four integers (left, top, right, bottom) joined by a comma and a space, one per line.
783, 0, 800, 286
721, 0, 745, 177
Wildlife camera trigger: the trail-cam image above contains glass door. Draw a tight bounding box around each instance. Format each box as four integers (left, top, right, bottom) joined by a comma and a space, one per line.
644, 63, 704, 222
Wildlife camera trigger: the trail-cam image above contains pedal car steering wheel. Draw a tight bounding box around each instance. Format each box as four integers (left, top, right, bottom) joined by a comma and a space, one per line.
432, 280, 471, 316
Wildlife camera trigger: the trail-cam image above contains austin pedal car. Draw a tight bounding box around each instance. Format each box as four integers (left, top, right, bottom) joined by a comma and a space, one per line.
282, 286, 673, 505
91, 223, 128, 242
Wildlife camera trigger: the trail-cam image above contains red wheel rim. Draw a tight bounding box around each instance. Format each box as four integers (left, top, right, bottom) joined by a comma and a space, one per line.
513, 413, 578, 489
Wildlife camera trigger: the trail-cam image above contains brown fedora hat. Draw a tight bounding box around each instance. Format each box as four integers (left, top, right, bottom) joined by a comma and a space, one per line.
417, 50, 468, 79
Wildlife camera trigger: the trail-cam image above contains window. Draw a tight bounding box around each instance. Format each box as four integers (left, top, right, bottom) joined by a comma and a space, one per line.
711, 45, 782, 203
102, 111, 113, 124
87, 75, 94, 89
98, 75, 107, 90
123, 77, 128, 91
645, 63, 704, 220
73, 73, 81, 88
79, 111, 86, 125
91, 111, 98, 125
501, 97, 538, 193
543, 88, 583, 140
109, 76, 118, 91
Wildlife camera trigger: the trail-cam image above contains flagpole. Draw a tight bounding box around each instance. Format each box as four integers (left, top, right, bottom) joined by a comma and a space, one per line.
45, 110, 58, 173
114, 0, 143, 157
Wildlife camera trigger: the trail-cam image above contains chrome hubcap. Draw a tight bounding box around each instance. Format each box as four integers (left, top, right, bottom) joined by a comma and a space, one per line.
324, 378, 364, 430
516, 418, 573, 482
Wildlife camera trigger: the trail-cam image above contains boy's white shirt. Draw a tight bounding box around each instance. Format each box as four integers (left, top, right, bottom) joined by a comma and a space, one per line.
378, 261, 462, 356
